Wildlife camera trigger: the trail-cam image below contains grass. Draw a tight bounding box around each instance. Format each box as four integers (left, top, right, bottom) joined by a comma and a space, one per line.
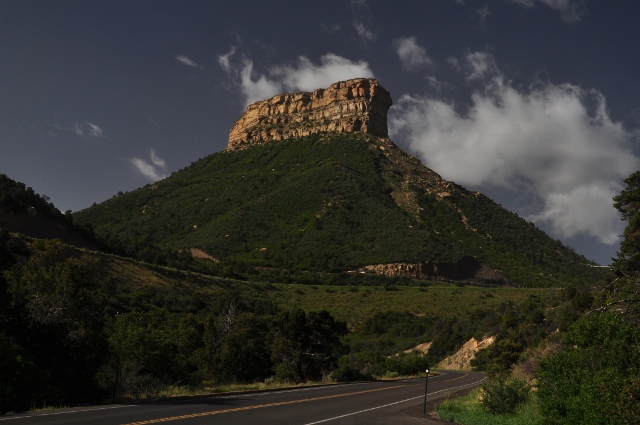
436, 388, 543, 425
113, 380, 339, 402
272, 283, 555, 327
151, 380, 334, 399
127, 371, 441, 401
23, 404, 70, 413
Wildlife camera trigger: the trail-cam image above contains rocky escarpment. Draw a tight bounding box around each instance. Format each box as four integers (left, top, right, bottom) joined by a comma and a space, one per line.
228, 78, 392, 149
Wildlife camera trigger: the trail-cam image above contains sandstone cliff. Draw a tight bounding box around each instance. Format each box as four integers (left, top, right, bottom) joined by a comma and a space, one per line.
228, 78, 392, 149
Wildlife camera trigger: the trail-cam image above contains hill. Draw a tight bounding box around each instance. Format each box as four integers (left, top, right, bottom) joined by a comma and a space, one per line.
0, 173, 97, 250
74, 131, 602, 287
0, 166, 604, 413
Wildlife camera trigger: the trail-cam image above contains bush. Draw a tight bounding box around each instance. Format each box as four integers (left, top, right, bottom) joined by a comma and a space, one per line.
536, 313, 640, 424
274, 363, 298, 383
374, 353, 429, 376
331, 364, 369, 382
480, 376, 530, 414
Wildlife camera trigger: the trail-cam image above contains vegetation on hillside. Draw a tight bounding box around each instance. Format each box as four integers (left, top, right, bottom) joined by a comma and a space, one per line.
0, 174, 70, 220
444, 170, 640, 425
1, 136, 626, 418
74, 133, 602, 287
0, 233, 351, 413
1, 232, 561, 414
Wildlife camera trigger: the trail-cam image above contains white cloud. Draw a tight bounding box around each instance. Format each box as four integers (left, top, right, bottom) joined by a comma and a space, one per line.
393, 37, 433, 71
462, 50, 499, 80
73, 122, 83, 136
272, 54, 374, 92
73, 121, 104, 138
149, 149, 166, 169
354, 21, 376, 41
176, 55, 202, 68
510, 0, 586, 23
390, 52, 639, 245
217, 46, 236, 72
129, 149, 168, 182
477, 4, 490, 28
86, 122, 103, 137
238, 60, 283, 105
320, 23, 342, 34
219, 50, 375, 106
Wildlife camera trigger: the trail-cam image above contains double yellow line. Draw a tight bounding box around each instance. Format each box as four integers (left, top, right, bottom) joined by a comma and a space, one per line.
121, 384, 406, 425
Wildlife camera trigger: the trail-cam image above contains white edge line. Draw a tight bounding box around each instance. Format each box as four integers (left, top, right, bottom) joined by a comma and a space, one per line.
216, 380, 407, 399
302, 378, 486, 425
0, 405, 137, 421
221, 375, 448, 399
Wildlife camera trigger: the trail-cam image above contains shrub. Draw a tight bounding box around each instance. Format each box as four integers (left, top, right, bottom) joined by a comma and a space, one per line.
330, 364, 368, 382
274, 363, 298, 383
480, 376, 530, 414
536, 313, 640, 424
374, 353, 430, 376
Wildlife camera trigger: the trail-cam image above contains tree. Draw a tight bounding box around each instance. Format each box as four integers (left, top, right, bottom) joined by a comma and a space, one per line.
0, 333, 40, 415
8, 239, 107, 404
604, 171, 640, 316
614, 171, 640, 274
269, 309, 347, 382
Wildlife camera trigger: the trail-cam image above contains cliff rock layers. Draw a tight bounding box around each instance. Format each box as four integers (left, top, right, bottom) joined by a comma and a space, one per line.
228, 78, 392, 149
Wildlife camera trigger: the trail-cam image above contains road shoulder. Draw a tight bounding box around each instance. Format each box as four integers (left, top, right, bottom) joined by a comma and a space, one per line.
402, 387, 475, 423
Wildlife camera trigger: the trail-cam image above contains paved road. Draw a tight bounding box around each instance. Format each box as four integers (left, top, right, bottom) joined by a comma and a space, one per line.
2, 371, 484, 425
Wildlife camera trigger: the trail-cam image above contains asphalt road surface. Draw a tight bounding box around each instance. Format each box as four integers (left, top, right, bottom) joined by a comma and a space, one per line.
3, 371, 485, 425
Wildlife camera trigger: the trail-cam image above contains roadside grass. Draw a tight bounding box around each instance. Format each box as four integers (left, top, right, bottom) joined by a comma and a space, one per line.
115, 380, 337, 402
376, 370, 439, 380
121, 372, 439, 401
435, 388, 542, 425
155, 380, 332, 399
24, 404, 70, 413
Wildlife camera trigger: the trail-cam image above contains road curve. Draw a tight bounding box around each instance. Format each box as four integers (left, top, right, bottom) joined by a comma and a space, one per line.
2, 371, 484, 425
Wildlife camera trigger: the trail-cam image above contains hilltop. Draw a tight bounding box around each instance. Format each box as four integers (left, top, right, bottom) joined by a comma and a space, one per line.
74, 79, 602, 287
228, 78, 391, 148
0, 174, 97, 250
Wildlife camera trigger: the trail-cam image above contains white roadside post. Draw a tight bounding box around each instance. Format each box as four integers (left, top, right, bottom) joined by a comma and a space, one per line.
423, 368, 430, 416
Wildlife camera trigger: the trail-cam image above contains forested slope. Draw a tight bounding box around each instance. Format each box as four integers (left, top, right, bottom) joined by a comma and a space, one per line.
75, 133, 602, 286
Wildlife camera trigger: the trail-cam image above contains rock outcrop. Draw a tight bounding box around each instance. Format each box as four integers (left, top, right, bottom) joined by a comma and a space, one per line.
437, 336, 496, 371
228, 78, 392, 149
358, 256, 510, 285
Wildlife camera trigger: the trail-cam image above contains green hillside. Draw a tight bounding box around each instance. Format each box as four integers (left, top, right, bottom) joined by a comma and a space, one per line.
0, 174, 98, 249
1, 228, 565, 412
74, 133, 602, 286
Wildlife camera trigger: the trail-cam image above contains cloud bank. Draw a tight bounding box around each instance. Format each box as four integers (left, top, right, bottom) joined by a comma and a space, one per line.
219, 50, 374, 106
390, 51, 639, 245
129, 149, 168, 182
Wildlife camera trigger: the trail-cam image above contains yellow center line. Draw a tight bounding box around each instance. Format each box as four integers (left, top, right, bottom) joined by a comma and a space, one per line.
120, 385, 407, 425
435, 373, 469, 383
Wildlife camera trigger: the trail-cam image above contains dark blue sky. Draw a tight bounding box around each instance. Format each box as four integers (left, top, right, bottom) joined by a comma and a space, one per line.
2, 0, 639, 265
